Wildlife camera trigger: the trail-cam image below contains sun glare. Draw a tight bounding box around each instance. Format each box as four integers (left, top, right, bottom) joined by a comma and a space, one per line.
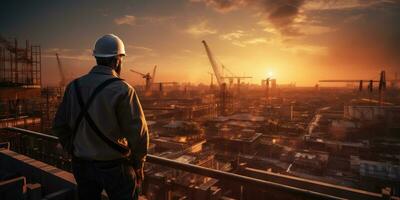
267, 71, 274, 78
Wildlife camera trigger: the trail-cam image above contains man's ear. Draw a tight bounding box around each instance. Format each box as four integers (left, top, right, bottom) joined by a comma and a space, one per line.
111, 57, 118, 68
115, 57, 122, 75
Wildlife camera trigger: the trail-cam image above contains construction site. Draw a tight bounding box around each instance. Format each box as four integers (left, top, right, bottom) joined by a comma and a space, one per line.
1, 33, 399, 200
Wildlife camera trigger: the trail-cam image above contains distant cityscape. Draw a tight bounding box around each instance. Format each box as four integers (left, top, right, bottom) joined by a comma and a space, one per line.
1, 36, 400, 200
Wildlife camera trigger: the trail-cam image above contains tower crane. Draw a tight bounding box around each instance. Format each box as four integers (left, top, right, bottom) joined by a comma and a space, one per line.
202, 40, 252, 88
55, 53, 66, 88
319, 71, 386, 92
130, 65, 157, 92
319, 70, 387, 105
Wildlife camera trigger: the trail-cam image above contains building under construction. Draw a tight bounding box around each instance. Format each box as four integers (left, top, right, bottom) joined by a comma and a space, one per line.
0, 36, 42, 130
0, 36, 64, 134
0, 35, 41, 87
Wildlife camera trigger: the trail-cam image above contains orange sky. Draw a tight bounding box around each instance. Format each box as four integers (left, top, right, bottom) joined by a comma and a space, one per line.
2, 0, 399, 86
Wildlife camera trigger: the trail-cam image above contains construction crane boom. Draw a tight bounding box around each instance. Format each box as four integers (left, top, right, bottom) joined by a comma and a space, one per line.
129, 69, 146, 76
318, 70, 387, 106
319, 71, 386, 91
55, 53, 66, 87
202, 40, 223, 86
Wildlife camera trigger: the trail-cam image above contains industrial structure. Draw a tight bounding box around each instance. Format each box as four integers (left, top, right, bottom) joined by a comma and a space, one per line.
130, 65, 157, 94
0, 35, 41, 88
0, 36, 42, 130
202, 40, 255, 116
0, 37, 63, 133
319, 70, 387, 105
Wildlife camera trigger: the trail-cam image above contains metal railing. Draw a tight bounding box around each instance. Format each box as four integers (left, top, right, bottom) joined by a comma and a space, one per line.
1, 127, 387, 200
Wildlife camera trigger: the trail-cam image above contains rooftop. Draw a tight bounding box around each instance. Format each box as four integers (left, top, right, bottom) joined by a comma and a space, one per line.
1, 127, 395, 200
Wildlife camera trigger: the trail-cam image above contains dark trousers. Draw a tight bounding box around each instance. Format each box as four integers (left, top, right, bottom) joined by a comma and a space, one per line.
72, 158, 137, 200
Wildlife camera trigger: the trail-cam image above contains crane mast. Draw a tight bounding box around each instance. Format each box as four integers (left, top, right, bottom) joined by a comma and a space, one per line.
151, 65, 157, 85
208, 72, 214, 88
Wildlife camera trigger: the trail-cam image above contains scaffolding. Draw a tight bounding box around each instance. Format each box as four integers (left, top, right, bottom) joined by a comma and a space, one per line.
0, 36, 62, 133
40, 87, 63, 134
0, 36, 42, 131
0, 35, 41, 88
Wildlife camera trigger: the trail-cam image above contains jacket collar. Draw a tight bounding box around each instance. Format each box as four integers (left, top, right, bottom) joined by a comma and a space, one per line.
89, 65, 119, 77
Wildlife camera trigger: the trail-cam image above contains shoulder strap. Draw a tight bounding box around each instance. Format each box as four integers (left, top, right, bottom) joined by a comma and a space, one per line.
72, 78, 121, 135
71, 78, 130, 155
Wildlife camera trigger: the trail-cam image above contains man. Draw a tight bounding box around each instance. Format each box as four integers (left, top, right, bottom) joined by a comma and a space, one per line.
53, 34, 149, 200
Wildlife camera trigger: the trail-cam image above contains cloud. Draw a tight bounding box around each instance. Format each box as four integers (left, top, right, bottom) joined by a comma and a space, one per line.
114, 15, 175, 26
220, 30, 245, 40
192, 0, 306, 35
126, 45, 153, 52
244, 37, 267, 44
303, 0, 385, 11
43, 48, 92, 61
125, 45, 158, 60
192, 0, 395, 37
228, 37, 269, 47
114, 15, 136, 26
140, 16, 176, 23
185, 20, 217, 36
190, 0, 245, 13
283, 44, 328, 56
220, 29, 269, 47
293, 24, 335, 35
263, 0, 305, 27
300, 0, 400, 70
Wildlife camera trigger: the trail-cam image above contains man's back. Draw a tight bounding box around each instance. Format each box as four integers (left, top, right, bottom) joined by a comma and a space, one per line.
54, 64, 148, 165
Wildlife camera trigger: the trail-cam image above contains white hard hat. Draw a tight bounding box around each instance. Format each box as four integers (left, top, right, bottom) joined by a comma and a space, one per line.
93, 34, 126, 57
